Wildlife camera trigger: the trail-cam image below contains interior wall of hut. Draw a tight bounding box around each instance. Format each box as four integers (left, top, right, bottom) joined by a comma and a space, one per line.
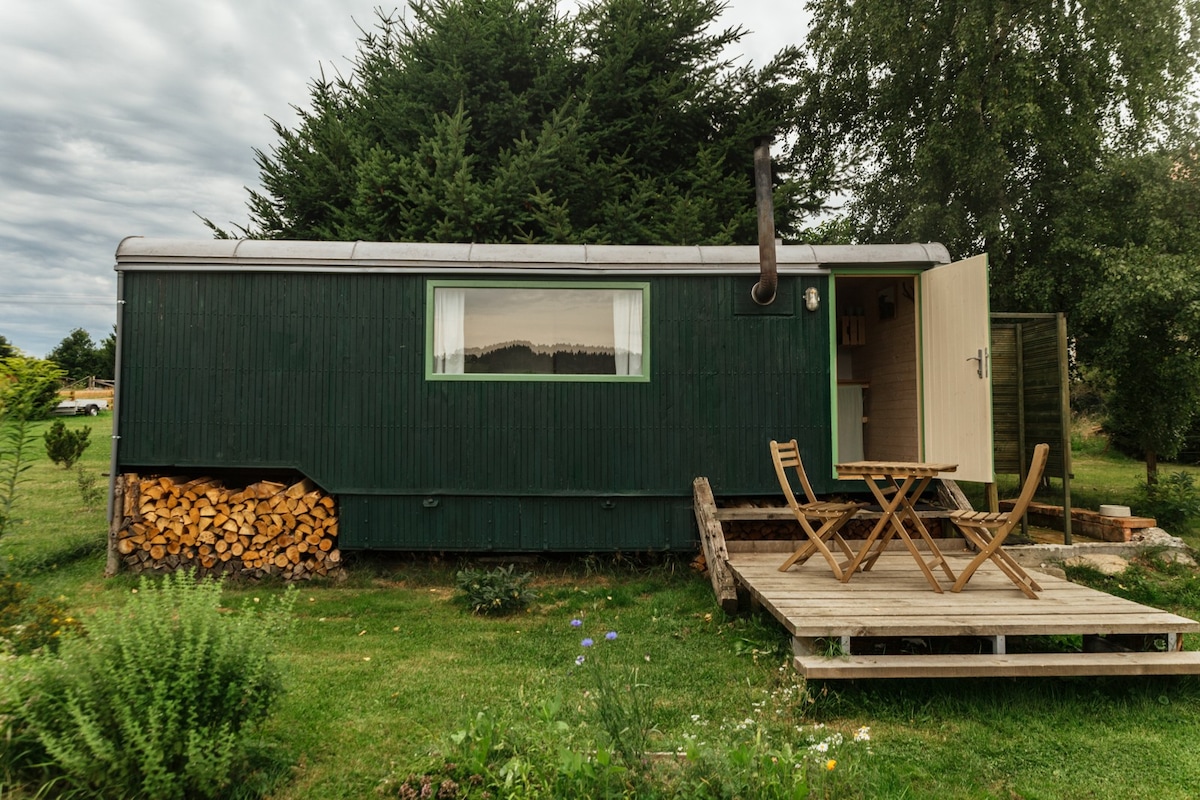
834, 275, 919, 462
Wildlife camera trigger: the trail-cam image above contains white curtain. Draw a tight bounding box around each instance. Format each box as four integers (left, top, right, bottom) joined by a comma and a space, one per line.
611, 290, 643, 376
433, 288, 466, 374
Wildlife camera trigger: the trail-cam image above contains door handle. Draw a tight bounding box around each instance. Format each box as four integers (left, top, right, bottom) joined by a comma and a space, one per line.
966, 348, 988, 379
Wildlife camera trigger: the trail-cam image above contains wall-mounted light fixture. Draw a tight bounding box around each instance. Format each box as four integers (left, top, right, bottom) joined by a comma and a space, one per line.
804, 286, 820, 312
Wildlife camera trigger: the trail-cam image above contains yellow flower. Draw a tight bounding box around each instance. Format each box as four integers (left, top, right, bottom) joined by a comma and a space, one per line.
825, 759, 836, 771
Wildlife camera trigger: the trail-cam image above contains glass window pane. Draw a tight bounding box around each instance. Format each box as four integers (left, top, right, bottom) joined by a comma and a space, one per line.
430, 284, 646, 379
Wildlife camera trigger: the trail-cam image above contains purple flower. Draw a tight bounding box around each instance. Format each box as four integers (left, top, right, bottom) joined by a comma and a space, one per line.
581, 638, 594, 647
575, 654, 586, 666
570, 619, 583, 628
605, 631, 617, 641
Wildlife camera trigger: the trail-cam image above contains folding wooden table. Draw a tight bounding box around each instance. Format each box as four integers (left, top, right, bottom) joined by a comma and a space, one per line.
834, 460, 958, 593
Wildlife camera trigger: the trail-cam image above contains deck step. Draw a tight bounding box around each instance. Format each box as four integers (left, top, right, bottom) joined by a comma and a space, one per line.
796, 650, 1200, 680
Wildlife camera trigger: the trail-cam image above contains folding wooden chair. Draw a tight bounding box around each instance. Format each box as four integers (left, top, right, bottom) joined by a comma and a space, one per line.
949, 443, 1050, 599
770, 439, 862, 577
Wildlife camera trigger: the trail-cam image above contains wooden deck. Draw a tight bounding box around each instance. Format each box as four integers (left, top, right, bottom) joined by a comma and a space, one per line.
726, 548, 1200, 679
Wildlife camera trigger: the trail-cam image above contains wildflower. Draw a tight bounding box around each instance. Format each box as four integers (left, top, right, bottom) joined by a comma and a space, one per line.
605, 631, 617, 641
575, 655, 586, 666
571, 619, 582, 628
826, 759, 836, 771
854, 726, 871, 742
582, 638, 594, 647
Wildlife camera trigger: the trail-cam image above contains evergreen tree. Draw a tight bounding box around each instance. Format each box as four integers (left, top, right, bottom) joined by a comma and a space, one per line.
209, 0, 834, 245
46, 328, 102, 384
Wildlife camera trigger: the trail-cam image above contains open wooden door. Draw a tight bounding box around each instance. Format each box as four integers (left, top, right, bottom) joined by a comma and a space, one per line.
920, 254, 994, 483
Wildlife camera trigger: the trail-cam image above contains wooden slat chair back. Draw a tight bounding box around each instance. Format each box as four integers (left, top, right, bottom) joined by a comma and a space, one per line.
770, 439, 862, 577
949, 443, 1050, 598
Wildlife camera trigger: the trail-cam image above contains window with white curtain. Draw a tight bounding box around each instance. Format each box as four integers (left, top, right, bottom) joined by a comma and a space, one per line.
428, 281, 649, 381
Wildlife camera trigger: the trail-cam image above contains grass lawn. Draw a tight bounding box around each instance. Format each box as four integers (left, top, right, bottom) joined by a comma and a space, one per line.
4, 415, 1200, 799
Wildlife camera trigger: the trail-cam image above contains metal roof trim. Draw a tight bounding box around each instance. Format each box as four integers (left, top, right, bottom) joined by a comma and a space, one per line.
114, 238, 952, 273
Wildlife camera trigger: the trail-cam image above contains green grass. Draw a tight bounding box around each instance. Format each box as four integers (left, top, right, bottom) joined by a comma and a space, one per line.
4, 415, 1200, 799
957, 419, 1200, 551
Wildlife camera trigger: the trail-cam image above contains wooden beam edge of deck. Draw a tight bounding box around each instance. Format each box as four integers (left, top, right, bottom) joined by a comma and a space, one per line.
693, 477, 738, 614
796, 651, 1200, 680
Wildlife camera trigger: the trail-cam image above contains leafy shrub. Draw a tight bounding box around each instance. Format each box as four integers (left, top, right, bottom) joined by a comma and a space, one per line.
455, 565, 536, 615
4, 570, 295, 800
0, 574, 82, 656
42, 420, 91, 469
1133, 471, 1200, 531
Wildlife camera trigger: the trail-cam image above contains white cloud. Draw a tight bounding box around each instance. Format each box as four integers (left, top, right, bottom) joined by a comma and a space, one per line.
0, 0, 803, 356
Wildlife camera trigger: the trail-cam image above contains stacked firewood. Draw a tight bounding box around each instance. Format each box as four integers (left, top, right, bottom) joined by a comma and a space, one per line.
113, 474, 341, 580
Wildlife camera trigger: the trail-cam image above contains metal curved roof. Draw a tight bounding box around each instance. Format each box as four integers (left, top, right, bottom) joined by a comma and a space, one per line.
114, 237, 951, 275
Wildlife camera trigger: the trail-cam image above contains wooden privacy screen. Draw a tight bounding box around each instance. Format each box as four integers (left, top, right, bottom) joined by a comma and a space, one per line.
990, 313, 1070, 480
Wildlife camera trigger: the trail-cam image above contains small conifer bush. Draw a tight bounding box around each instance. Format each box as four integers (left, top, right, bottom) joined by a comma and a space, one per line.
42, 420, 91, 469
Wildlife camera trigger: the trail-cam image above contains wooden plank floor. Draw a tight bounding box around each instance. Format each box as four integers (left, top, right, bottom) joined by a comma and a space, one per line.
726, 550, 1200, 679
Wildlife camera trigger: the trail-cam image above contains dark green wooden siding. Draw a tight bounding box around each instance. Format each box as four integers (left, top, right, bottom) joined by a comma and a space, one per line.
117, 270, 832, 550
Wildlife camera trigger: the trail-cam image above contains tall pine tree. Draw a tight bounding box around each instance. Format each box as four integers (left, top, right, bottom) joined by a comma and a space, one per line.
208, 0, 833, 245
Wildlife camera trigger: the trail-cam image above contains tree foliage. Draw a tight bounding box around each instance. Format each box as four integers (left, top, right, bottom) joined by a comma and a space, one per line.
46, 328, 111, 384
0, 358, 63, 421
210, 0, 835, 245
1079, 148, 1200, 479
0, 358, 65, 543
0, 336, 15, 360
802, 0, 1200, 314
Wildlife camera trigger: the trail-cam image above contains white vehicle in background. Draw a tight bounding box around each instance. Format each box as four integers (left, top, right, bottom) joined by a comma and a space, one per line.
53, 396, 110, 416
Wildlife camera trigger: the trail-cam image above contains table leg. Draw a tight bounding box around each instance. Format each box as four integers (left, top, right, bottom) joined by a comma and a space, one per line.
839, 475, 910, 579
880, 478, 946, 592
892, 477, 957, 583
845, 475, 947, 592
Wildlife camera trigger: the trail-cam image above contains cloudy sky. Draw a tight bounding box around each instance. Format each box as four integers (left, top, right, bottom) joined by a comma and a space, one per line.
0, 0, 807, 357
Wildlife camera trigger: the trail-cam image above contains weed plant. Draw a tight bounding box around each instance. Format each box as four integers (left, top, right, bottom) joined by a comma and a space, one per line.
73, 467, 105, 512
0, 413, 38, 544
407, 643, 872, 799
455, 564, 536, 615
1, 571, 296, 800
568, 619, 655, 767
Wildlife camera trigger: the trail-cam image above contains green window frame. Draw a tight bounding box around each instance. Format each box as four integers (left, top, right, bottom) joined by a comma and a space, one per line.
426, 280, 651, 382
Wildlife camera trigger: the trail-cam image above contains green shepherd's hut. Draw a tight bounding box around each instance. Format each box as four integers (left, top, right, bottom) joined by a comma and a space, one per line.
110, 238, 994, 555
